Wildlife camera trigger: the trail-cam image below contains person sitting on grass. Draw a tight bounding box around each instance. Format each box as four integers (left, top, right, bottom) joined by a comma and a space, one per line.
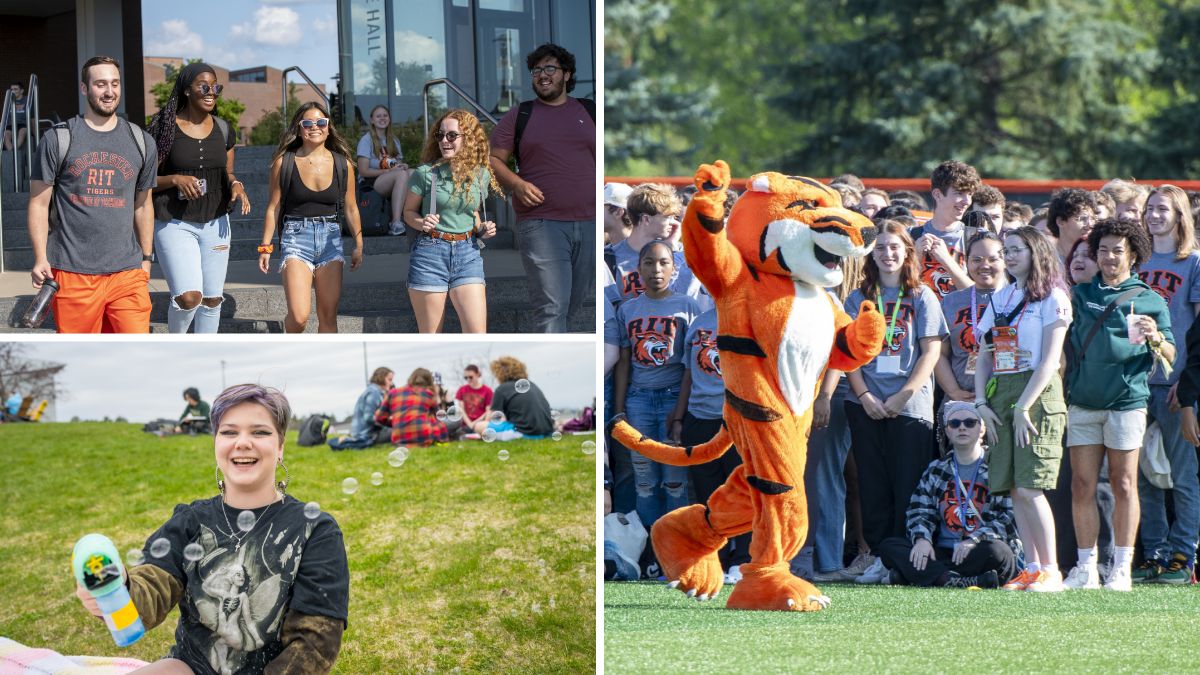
375, 368, 450, 447
875, 401, 1019, 589
176, 387, 211, 435
455, 364, 493, 432
329, 367, 393, 451
480, 355, 555, 439
75, 384, 349, 673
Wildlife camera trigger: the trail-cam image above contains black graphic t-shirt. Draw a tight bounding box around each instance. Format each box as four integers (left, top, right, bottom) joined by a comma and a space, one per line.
31, 116, 157, 275
492, 379, 554, 436
143, 495, 349, 675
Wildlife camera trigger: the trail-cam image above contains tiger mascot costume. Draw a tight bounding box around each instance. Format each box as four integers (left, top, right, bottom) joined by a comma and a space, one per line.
609, 161, 885, 611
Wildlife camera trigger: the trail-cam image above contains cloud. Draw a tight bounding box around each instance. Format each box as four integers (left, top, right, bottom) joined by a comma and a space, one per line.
394, 31, 443, 68
145, 19, 205, 56
232, 6, 302, 48
313, 14, 336, 35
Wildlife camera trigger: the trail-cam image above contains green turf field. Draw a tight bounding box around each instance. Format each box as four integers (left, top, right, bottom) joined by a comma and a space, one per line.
605, 579, 1200, 673
0, 422, 596, 673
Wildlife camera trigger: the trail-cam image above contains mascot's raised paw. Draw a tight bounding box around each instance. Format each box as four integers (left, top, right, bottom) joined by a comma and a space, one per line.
691, 160, 731, 220
726, 564, 831, 612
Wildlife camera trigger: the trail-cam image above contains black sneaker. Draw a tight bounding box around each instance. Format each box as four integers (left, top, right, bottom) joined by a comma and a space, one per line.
944, 570, 1000, 589
1132, 559, 1165, 583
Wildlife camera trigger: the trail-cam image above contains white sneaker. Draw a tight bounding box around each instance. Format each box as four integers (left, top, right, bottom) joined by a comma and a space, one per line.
1063, 565, 1100, 590
840, 553, 876, 580
388, 221, 406, 236
856, 557, 889, 584
1104, 567, 1133, 592
724, 565, 743, 585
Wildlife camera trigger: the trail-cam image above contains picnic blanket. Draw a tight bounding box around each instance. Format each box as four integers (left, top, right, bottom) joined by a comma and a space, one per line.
0, 637, 147, 675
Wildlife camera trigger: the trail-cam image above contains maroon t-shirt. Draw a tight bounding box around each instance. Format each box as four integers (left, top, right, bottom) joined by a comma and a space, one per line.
456, 384, 494, 421
490, 98, 595, 222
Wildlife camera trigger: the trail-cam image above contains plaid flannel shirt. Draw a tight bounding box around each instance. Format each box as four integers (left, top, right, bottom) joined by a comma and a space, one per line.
374, 385, 448, 447
905, 454, 1019, 552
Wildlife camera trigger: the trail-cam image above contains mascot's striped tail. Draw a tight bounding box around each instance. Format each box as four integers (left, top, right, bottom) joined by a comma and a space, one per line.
606, 413, 733, 465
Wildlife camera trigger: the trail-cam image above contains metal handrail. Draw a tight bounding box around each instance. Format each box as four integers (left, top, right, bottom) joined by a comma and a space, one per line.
281, 66, 330, 121
27, 74, 39, 181
1, 88, 10, 273
421, 78, 499, 138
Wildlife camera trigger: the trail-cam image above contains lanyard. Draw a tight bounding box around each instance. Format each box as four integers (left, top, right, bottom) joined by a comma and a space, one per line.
969, 286, 983, 348
951, 455, 982, 537
876, 288, 904, 344
996, 285, 1030, 332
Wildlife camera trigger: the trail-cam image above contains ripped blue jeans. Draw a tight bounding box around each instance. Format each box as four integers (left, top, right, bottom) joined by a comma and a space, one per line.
625, 385, 689, 529
154, 214, 231, 333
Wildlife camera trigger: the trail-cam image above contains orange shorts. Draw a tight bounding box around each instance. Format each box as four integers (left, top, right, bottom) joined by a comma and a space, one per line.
51, 268, 152, 333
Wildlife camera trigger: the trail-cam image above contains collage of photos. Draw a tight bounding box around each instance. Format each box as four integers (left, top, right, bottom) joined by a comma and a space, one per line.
3, 0, 1200, 673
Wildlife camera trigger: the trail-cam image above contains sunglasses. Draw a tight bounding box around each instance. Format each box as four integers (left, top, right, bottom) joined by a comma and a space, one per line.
945, 418, 980, 429
193, 84, 223, 96
434, 131, 461, 142
299, 118, 330, 129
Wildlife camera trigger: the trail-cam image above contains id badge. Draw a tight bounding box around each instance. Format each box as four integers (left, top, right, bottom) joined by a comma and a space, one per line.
876, 354, 902, 375
965, 351, 978, 376
992, 326, 1019, 373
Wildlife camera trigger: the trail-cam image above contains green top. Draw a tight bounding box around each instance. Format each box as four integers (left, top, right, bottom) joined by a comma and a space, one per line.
180, 399, 211, 423
408, 163, 489, 234
1067, 275, 1174, 411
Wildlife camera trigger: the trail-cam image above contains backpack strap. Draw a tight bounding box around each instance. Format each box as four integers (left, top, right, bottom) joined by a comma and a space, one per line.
577, 97, 595, 122
512, 100, 534, 172
603, 245, 619, 284
212, 115, 231, 148
332, 151, 347, 229
1072, 287, 1144, 365
53, 118, 74, 176
121, 117, 146, 168
276, 151, 296, 241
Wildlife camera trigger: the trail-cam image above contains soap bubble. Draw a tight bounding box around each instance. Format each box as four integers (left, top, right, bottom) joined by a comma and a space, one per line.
342, 477, 359, 495
552, 431, 563, 441
370, 471, 384, 486
304, 502, 321, 519
497, 449, 510, 461
549, 597, 556, 609
446, 406, 462, 422
126, 549, 145, 566
581, 440, 596, 455
482, 428, 497, 443
531, 601, 542, 614
436, 409, 447, 422
550, 409, 561, 421
514, 379, 531, 394
237, 510, 256, 532
149, 538, 170, 558
183, 543, 204, 562
489, 411, 507, 424
388, 447, 409, 467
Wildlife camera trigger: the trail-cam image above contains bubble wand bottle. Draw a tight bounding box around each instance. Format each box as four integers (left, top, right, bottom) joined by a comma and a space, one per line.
72, 533, 145, 647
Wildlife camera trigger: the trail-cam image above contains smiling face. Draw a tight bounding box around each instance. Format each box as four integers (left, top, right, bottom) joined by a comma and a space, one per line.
639, 211, 680, 241
1144, 192, 1178, 240
1096, 234, 1134, 284
1002, 233, 1031, 281
1069, 242, 1099, 285
437, 117, 463, 159
872, 230, 907, 277
215, 402, 283, 499
299, 107, 329, 146
638, 243, 675, 294
187, 72, 218, 113
82, 63, 121, 118
967, 238, 1005, 289
370, 106, 391, 130
1056, 209, 1094, 245
933, 186, 972, 222
531, 55, 570, 103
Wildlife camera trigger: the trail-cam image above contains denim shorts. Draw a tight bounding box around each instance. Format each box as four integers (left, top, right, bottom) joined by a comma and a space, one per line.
407, 234, 485, 292
279, 215, 344, 273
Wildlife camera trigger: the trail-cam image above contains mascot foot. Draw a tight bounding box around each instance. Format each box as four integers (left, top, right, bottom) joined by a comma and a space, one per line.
651, 505, 728, 600
725, 563, 831, 612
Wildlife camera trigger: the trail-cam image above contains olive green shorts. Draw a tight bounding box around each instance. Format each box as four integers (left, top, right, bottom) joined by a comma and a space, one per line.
986, 370, 1067, 493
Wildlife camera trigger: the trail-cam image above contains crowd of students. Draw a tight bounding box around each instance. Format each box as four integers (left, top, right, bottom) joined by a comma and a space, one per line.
603, 159, 1200, 592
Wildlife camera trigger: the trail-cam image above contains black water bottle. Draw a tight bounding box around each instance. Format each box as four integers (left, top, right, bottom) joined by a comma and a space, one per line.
20, 279, 58, 328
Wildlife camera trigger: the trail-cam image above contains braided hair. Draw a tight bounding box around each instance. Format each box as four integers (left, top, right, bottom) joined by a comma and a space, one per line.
147, 62, 216, 166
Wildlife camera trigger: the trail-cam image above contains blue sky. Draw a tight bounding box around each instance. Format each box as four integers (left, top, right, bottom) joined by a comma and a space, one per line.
20, 339, 596, 422
142, 0, 340, 90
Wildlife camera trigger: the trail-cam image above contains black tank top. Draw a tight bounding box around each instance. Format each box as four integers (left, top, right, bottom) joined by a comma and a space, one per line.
283, 154, 338, 217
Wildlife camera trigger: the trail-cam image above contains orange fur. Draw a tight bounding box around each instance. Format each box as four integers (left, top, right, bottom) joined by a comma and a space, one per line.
610, 161, 885, 611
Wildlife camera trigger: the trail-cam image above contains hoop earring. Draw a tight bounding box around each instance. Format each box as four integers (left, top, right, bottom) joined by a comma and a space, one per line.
215, 465, 225, 496
277, 459, 290, 494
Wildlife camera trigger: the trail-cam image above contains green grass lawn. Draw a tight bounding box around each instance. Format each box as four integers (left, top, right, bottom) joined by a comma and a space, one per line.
605, 579, 1200, 673
0, 422, 596, 673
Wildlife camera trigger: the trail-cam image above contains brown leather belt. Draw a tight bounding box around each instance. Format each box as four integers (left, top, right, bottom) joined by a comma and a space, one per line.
426, 229, 472, 241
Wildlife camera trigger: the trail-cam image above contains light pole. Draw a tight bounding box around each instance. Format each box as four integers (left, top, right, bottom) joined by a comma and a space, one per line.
220, 360, 227, 391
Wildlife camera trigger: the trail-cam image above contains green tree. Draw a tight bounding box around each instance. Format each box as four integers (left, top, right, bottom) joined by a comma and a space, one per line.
249, 86, 302, 146
145, 61, 246, 131
1137, 1, 1200, 177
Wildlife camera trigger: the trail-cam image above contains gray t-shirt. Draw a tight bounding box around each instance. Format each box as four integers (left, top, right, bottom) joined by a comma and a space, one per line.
617, 291, 703, 390
941, 287, 996, 392
603, 239, 714, 312
936, 456, 986, 549
31, 117, 156, 275
845, 285, 947, 423
1138, 251, 1200, 386
683, 309, 723, 419
355, 133, 403, 171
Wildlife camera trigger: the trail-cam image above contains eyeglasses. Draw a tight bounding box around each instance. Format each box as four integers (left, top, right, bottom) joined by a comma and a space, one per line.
530, 65, 561, 77
946, 418, 980, 429
434, 131, 461, 142
299, 118, 329, 129
193, 84, 223, 96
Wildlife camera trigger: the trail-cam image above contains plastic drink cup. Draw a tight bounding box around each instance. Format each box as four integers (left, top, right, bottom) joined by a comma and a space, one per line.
1127, 313, 1146, 345
72, 533, 145, 647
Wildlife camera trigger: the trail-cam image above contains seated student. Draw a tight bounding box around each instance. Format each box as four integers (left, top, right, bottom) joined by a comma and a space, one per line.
75, 384, 349, 672
375, 368, 449, 447
177, 387, 212, 435
876, 401, 1019, 588
487, 356, 554, 437
455, 364, 494, 431
329, 367, 393, 450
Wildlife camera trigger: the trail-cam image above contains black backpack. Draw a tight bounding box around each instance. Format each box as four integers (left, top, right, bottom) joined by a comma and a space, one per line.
277, 151, 349, 239
296, 414, 332, 446
356, 184, 390, 236
512, 97, 594, 172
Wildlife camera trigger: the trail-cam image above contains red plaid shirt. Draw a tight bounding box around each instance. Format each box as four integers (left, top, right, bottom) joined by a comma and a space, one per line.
374, 385, 448, 446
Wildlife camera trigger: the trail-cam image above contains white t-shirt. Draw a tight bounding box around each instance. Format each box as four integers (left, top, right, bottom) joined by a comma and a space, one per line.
356, 133, 404, 170
976, 284, 1072, 373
